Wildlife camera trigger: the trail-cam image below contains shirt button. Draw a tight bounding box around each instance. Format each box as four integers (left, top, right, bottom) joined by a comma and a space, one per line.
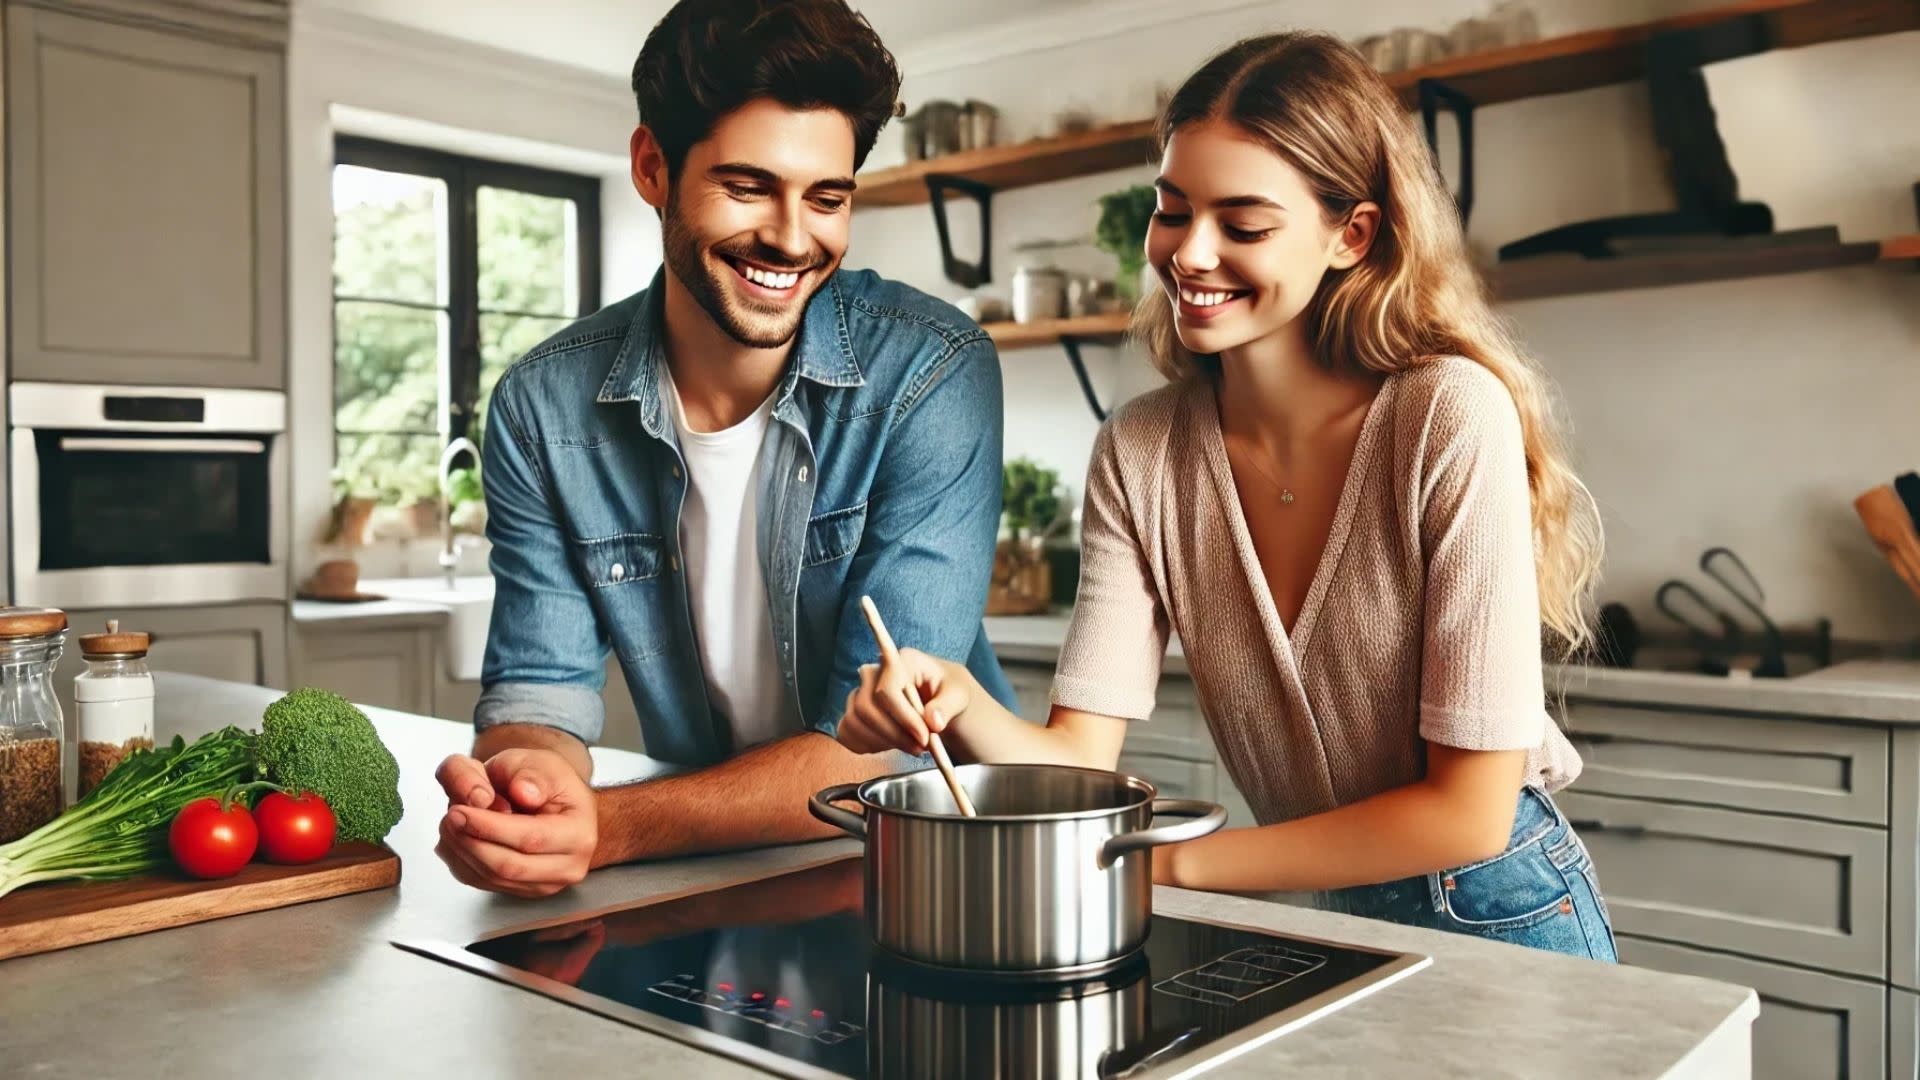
671, 465, 682, 479
610, 563, 625, 582
796, 465, 809, 483
669, 555, 681, 573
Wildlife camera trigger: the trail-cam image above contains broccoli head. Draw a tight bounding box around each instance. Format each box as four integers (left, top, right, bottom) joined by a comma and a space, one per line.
258, 687, 404, 843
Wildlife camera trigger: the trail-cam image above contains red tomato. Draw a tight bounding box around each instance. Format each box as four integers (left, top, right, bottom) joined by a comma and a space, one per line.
254, 791, 337, 865
169, 797, 258, 879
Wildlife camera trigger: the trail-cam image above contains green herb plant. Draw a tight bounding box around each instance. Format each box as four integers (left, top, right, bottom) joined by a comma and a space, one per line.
1003, 458, 1063, 545
1094, 184, 1157, 299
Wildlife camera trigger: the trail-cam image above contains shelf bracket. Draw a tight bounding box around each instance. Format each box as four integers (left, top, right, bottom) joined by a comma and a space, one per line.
1060, 335, 1109, 421
1417, 78, 1475, 227
925, 173, 993, 288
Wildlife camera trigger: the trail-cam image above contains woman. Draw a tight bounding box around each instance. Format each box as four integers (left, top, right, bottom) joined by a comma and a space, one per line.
842, 32, 1615, 961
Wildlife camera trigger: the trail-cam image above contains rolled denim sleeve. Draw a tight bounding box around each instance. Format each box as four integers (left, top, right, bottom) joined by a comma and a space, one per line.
474, 377, 608, 745
813, 336, 1004, 736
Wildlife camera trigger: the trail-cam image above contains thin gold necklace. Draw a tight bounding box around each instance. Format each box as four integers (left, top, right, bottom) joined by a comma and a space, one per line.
1227, 437, 1295, 505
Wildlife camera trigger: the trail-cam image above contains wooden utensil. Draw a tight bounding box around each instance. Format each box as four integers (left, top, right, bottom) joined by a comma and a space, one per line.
857, 596, 978, 818
1854, 484, 1920, 608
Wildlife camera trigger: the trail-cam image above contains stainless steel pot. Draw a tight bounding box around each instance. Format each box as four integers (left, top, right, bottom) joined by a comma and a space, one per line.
867, 953, 1198, 1079
808, 763, 1226, 975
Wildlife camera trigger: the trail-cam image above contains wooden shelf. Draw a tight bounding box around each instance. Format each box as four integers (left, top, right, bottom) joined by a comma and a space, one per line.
1383, 0, 1917, 109
857, 121, 1156, 208
856, 0, 1915, 208
979, 237, 1917, 347
982, 312, 1129, 350
1490, 233, 1920, 301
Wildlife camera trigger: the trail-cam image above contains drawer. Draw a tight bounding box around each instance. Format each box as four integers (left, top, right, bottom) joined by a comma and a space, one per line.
1117, 753, 1214, 803
1559, 791, 1888, 979
1563, 699, 1889, 825
1895, 989, 1918, 1080
1622, 936, 1884, 1080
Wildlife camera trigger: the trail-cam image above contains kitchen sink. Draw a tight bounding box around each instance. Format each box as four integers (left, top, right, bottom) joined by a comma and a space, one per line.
363, 575, 496, 682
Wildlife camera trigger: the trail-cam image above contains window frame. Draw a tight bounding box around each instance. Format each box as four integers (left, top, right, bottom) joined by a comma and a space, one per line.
331, 135, 603, 453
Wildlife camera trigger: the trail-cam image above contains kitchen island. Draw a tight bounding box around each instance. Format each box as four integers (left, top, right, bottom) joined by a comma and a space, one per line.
0, 673, 1755, 1078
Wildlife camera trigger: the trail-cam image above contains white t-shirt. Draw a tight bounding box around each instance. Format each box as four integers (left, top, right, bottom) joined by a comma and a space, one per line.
662, 366, 790, 750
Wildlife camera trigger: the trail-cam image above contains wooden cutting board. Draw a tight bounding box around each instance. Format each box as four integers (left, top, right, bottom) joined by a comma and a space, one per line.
0, 842, 400, 961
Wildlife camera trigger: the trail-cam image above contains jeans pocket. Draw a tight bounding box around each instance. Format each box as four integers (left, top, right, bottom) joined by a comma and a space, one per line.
1438, 840, 1571, 932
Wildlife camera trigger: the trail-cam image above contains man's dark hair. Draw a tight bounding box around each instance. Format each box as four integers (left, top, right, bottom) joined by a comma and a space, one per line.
632, 0, 902, 176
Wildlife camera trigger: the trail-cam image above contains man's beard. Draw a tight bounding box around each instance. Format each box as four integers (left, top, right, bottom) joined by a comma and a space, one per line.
661, 197, 837, 350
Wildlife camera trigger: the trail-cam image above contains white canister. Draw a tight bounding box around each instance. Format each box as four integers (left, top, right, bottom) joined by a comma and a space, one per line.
1012, 264, 1067, 324
74, 619, 155, 798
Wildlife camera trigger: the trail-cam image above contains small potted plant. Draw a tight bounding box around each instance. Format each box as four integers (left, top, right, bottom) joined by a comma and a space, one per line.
325, 465, 380, 547
991, 458, 1064, 616
1095, 183, 1157, 301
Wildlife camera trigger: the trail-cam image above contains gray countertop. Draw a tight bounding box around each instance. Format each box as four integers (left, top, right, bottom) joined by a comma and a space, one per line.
989, 611, 1920, 726
0, 673, 1754, 1077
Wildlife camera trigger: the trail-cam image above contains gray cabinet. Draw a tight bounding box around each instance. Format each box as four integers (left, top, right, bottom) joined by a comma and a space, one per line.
53, 602, 287, 726
1624, 937, 1885, 1080
1565, 701, 1889, 824
294, 626, 435, 717
1894, 989, 1917, 1079
1894, 731, 1920, 992
1561, 790, 1888, 979
5, 3, 285, 388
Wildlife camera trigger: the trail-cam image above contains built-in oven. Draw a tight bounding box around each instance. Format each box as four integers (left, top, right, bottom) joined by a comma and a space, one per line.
10, 383, 287, 609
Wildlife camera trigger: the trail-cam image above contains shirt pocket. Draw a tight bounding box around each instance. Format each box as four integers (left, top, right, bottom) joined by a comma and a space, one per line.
570, 531, 676, 661
803, 501, 867, 568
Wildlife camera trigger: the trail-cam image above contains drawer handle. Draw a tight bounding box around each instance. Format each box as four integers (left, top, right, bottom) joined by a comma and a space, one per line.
1569, 817, 1646, 837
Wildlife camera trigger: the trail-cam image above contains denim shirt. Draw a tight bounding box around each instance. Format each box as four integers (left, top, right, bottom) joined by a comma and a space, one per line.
475, 266, 1014, 766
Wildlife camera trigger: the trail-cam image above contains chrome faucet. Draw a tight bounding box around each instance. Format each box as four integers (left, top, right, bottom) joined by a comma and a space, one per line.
438, 437, 480, 589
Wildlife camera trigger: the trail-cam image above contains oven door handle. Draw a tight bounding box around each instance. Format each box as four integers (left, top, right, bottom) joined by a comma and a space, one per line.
57, 437, 268, 455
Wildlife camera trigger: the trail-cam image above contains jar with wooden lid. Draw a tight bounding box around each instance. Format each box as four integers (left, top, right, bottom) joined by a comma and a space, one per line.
75, 619, 154, 799
0, 606, 68, 843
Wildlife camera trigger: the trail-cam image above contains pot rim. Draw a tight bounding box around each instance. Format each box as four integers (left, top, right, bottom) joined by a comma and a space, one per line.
852, 762, 1158, 824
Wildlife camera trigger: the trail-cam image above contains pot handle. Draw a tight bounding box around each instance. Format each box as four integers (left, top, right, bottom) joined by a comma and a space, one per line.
808, 782, 867, 840
1097, 799, 1225, 870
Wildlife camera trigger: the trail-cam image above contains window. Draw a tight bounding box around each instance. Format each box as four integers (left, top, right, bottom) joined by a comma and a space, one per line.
331, 137, 601, 508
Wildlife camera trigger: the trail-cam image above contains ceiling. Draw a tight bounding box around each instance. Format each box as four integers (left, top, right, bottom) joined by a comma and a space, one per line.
300, 0, 1080, 80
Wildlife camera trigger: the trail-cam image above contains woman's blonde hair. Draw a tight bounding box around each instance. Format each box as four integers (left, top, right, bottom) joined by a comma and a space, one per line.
1135, 31, 1603, 655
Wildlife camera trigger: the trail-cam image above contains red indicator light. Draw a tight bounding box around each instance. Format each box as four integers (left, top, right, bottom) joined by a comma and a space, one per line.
774, 998, 790, 1009
750, 992, 766, 1001
717, 983, 734, 993
811, 1009, 825, 1018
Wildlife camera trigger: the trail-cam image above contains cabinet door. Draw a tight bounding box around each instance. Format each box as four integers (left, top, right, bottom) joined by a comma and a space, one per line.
54, 603, 286, 728
1623, 936, 1884, 1080
1559, 790, 1888, 979
1564, 699, 1889, 824
1895, 731, 1920, 991
5, 5, 285, 388
1894, 989, 1917, 1080
295, 627, 432, 716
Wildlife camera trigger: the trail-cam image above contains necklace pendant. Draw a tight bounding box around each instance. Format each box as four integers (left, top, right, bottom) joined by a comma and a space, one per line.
1280, 489, 1296, 504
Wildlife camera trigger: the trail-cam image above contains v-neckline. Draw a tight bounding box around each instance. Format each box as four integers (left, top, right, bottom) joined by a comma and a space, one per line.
1196, 373, 1395, 658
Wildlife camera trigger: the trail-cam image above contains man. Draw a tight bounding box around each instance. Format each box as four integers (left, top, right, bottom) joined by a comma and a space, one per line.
433, 0, 1013, 897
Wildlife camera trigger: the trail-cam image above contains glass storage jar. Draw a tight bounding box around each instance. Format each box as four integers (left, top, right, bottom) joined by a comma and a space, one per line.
0, 607, 69, 844
75, 619, 154, 799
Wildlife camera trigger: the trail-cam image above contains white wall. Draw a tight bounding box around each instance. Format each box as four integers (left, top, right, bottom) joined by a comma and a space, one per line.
286, 9, 659, 583
849, 1, 1920, 644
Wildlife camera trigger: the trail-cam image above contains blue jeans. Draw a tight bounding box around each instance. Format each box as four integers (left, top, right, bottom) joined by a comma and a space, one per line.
1313, 786, 1618, 962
